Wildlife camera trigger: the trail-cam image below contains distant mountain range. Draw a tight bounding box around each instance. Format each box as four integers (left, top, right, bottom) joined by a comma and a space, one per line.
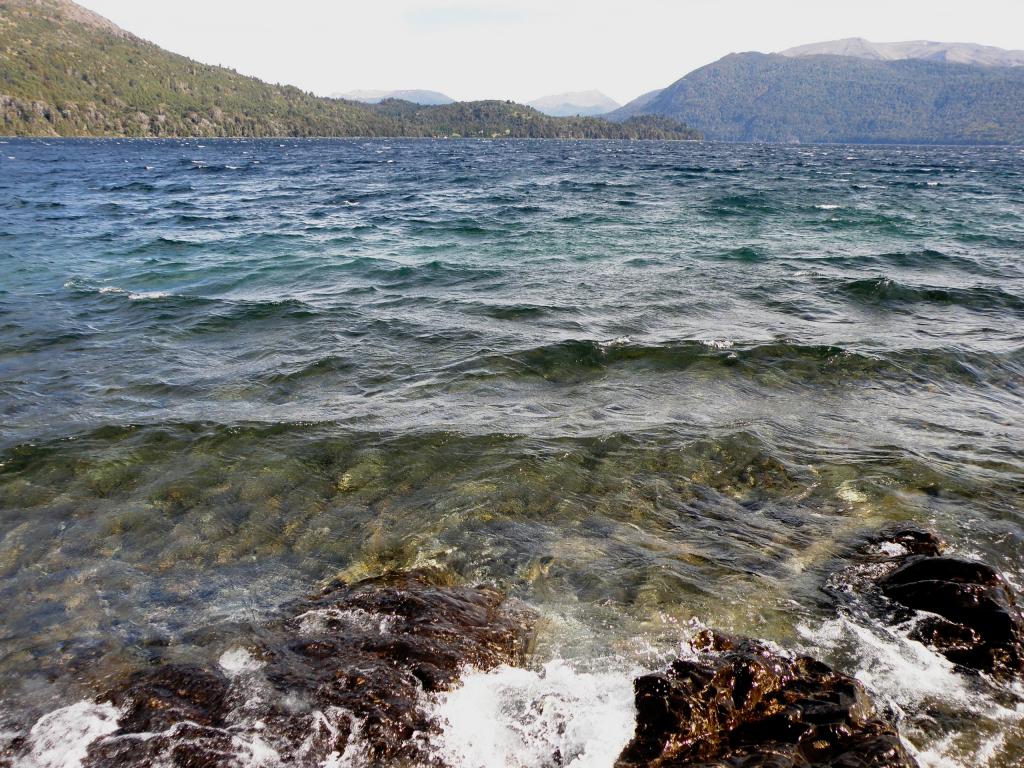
780, 38, 1024, 68
332, 89, 454, 106
0, 0, 698, 139
528, 90, 620, 117
1, 7, 1022, 145
610, 41, 1024, 144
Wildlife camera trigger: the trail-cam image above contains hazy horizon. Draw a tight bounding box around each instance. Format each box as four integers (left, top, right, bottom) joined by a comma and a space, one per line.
77, 0, 1024, 105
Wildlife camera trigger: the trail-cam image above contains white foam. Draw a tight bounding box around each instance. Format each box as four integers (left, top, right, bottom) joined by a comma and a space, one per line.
836, 482, 868, 504
701, 339, 734, 350
23, 701, 120, 768
127, 291, 172, 300
877, 541, 909, 557
429, 659, 637, 768
294, 607, 396, 636
815, 203, 842, 210
800, 615, 1024, 767
800, 616, 967, 711
219, 647, 265, 676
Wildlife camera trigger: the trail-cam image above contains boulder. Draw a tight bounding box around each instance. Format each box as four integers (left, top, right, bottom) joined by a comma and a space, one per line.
616, 631, 918, 768
876, 551, 1024, 676
82, 570, 535, 767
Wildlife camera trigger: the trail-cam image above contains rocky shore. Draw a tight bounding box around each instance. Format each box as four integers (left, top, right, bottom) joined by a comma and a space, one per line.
5, 528, 1022, 767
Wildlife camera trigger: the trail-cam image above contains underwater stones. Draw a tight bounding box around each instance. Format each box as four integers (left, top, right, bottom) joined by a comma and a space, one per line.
78, 571, 535, 767
616, 630, 917, 768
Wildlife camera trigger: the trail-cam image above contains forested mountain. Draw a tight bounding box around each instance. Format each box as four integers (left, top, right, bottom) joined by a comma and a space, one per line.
0, 0, 700, 139
363, 99, 697, 139
610, 52, 1024, 144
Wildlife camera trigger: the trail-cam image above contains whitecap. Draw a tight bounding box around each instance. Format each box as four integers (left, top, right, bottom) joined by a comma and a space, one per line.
127, 291, 172, 301
815, 203, 841, 210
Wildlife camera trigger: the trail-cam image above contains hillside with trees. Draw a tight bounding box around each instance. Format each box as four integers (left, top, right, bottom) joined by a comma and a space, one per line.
0, 0, 701, 139
610, 52, 1024, 144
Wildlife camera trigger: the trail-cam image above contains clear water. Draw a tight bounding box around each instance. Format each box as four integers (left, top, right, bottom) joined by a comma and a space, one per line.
0, 139, 1022, 766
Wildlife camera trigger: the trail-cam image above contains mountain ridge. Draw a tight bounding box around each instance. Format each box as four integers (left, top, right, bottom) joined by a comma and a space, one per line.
780, 38, 1024, 68
610, 51, 1024, 144
0, 0, 699, 139
528, 90, 620, 117
333, 89, 454, 106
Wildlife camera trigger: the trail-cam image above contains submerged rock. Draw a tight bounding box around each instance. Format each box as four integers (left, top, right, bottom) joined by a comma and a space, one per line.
616, 630, 918, 768
868, 530, 1024, 677
77, 571, 536, 767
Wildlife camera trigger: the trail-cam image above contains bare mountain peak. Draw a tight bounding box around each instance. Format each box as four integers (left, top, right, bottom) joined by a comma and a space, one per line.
780, 38, 1024, 67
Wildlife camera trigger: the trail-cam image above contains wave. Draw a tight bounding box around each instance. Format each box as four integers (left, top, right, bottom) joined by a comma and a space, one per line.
716, 246, 767, 262
333, 257, 506, 288
703, 193, 780, 216
839, 276, 1024, 314
448, 338, 1024, 388
464, 302, 556, 320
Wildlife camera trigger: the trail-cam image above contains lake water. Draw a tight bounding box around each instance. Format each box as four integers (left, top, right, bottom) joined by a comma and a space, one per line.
1, 138, 1022, 766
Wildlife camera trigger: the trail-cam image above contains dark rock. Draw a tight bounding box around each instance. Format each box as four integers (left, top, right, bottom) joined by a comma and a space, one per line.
81, 570, 536, 767
868, 527, 945, 559
113, 665, 231, 732
616, 631, 918, 768
829, 527, 1024, 679
876, 553, 1024, 676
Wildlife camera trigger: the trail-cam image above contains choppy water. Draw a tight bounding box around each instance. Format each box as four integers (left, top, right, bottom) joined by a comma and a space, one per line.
1, 138, 1023, 766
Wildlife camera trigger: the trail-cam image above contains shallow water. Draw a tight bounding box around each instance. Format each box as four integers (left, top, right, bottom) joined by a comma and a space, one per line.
0, 138, 1022, 766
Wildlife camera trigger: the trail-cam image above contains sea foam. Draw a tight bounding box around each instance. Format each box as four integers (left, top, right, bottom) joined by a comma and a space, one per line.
22, 701, 120, 768
429, 659, 638, 768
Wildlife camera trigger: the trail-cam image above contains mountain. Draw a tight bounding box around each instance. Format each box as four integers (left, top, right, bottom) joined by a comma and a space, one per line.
610, 51, 1024, 144
0, 0, 404, 136
361, 100, 700, 140
0, 0, 699, 139
333, 89, 454, 105
528, 90, 620, 117
780, 38, 1024, 68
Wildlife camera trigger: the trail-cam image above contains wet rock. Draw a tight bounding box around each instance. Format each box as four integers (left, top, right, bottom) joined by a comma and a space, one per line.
616, 630, 918, 768
864, 527, 945, 560
830, 527, 1024, 678
875, 549, 1024, 677
80, 570, 535, 767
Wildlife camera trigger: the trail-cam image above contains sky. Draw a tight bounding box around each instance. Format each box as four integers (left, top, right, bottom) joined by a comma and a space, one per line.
78, 1, 1024, 105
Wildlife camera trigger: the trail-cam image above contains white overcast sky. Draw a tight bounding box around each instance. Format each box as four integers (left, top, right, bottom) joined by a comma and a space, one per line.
78, 1, 1024, 105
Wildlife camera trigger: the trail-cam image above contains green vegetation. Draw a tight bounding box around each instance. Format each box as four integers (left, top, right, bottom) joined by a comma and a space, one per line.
0, 0, 700, 139
362, 99, 701, 140
611, 52, 1024, 144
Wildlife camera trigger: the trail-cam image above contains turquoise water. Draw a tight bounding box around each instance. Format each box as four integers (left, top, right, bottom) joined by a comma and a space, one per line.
0, 139, 1022, 765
